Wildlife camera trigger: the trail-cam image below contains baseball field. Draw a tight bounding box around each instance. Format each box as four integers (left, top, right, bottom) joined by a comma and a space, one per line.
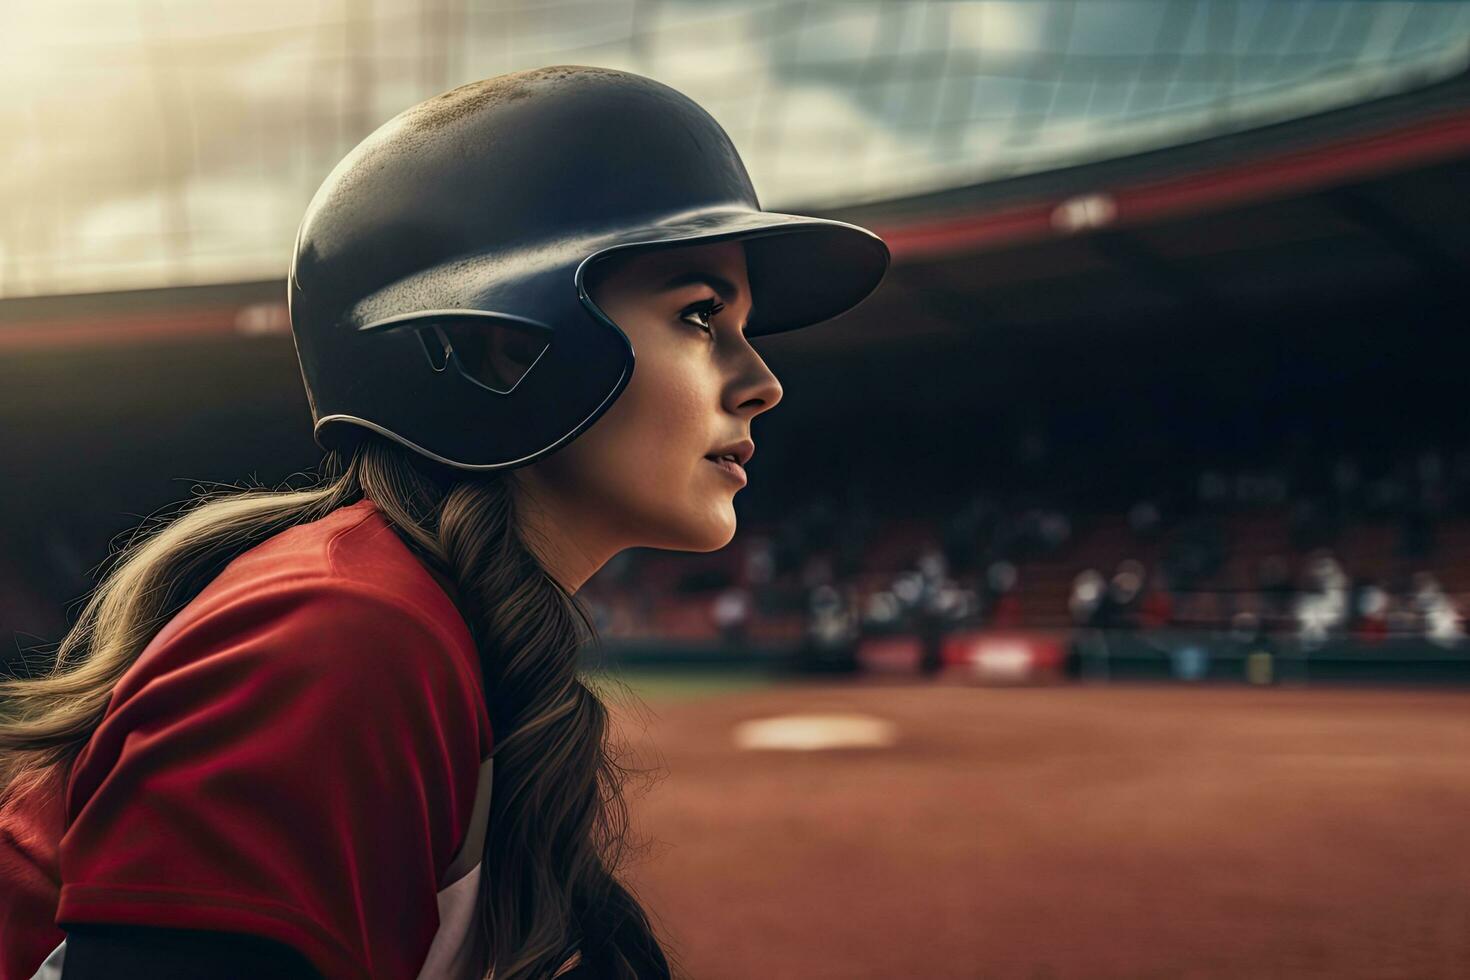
589, 672, 1470, 979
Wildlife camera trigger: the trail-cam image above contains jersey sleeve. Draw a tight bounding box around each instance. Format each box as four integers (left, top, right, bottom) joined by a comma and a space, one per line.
55, 579, 488, 980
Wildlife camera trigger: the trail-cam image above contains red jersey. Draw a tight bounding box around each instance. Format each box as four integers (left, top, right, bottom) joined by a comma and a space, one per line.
0, 498, 498, 979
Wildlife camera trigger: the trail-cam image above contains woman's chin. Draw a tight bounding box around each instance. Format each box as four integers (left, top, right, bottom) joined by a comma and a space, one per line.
688, 512, 737, 552
629, 504, 735, 553
680, 507, 738, 553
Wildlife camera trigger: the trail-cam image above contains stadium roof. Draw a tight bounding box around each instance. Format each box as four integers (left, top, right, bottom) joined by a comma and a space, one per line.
3, 0, 1470, 299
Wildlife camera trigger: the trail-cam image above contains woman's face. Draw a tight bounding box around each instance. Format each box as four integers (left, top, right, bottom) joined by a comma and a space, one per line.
510, 239, 783, 592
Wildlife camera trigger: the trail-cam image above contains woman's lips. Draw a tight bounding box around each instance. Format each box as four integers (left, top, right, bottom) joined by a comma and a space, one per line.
704, 455, 748, 485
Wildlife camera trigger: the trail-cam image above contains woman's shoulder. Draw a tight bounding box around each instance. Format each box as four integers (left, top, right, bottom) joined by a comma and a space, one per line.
210, 500, 451, 609
69, 508, 495, 810
176, 498, 474, 659
111, 500, 483, 722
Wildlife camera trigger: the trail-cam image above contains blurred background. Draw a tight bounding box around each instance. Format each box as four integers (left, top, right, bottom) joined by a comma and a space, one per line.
4, 2, 1470, 977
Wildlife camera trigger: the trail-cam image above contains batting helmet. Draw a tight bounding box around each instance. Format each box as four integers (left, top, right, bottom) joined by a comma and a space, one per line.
288, 65, 890, 470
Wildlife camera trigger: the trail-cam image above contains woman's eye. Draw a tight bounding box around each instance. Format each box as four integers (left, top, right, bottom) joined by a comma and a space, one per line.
681, 299, 724, 334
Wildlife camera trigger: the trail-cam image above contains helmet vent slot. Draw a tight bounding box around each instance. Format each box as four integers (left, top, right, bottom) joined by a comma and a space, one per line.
425, 313, 552, 395
417, 324, 452, 372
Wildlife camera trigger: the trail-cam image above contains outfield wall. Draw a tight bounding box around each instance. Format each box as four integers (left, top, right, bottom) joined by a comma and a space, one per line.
585, 629, 1470, 687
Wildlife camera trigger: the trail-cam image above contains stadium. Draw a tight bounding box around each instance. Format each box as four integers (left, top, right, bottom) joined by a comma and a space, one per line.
4, 3, 1470, 978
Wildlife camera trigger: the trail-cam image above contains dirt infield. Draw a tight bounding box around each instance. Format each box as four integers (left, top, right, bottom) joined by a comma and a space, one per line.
601, 678, 1470, 979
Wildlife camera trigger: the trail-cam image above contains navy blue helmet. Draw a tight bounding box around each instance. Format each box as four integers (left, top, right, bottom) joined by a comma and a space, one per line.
289, 65, 890, 470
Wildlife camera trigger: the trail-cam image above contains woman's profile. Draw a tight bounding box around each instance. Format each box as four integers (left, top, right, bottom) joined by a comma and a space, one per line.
0, 65, 888, 980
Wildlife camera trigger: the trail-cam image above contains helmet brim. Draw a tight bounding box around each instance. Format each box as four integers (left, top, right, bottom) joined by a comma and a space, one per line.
574, 208, 890, 338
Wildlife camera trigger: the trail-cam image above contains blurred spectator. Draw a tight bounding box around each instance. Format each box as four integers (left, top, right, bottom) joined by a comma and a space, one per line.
742, 534, 775, 586
1410, 572, 1443, 620
863, 590, 904, 631
1411, 572, 1465, 648
807, 585, 853, 645
1293, 596, 1334, 650
1292, 552, 1350, 649
1425, 598, 1465, 648
1099, 560, 1144, 631
1138, 566, 1175, 629
712, 586, 751, 644
985, 560, 1021, 629
1352, 584, 1390, 643
1069, 570, 1106, 628
801, 584, 859, 673
912, 545, 975, 625
1385, 595, 1419, 637
916, 544, 948, 586
891, 569, 924, 611
1229, 593, 1264, 646
929, 581, 978, 624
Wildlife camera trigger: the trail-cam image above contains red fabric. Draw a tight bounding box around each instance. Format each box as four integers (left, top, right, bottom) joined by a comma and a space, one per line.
0, 499, 491, 980
0, 770, 67, 980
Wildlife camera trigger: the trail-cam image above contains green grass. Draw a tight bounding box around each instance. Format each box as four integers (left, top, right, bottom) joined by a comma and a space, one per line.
581, 667, 783, 703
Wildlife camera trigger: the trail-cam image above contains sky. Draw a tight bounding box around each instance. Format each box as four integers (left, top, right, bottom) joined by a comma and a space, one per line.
2, 0, 1468, 298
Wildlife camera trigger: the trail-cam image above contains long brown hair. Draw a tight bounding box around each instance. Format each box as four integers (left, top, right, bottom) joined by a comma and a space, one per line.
0, 432, 681, 979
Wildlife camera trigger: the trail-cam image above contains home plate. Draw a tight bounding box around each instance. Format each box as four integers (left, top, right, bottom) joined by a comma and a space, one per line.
732, 713, 897, 751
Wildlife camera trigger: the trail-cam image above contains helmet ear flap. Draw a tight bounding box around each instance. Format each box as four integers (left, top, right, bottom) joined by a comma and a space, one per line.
358, 309, 555, 396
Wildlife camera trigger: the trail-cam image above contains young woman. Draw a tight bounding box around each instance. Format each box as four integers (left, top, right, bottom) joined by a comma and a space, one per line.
0, 66, 888, 979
